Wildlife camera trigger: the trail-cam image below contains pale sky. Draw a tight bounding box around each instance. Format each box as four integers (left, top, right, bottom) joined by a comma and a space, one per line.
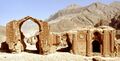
0, 0, 119, 26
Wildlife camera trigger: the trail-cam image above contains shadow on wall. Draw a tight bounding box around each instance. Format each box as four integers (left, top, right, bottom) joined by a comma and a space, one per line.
0, 41, 39, 54
57, 33, 72, 52
0, 42, 10, 53
25, 49, 39, 54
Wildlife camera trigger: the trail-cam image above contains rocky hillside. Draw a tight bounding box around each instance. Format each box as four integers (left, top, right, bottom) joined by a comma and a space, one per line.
0, 25, 6, 43
48, 2, 120, 32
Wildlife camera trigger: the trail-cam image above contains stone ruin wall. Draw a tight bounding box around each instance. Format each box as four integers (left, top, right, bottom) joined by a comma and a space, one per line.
5, 16, 120, 57
50, 27, 118, 57
6, 16, 51, 54
116, 39, 120, 56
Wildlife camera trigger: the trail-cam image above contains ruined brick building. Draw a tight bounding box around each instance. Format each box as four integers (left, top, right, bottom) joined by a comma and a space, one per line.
5, 16, 120, 57
6, 16, 50, 54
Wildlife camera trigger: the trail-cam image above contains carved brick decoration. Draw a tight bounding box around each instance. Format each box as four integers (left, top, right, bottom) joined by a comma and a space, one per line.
58, 26, 117, 57
71, 26, 116, 57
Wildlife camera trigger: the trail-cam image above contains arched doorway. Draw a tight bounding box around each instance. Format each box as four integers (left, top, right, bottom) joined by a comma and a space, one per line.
21, 19, 39, 50
92, 40, 100, 52
19, 17, 41, 53
92, 31, 102, 55
21, 19, 39, 38
6, 16, 50, 54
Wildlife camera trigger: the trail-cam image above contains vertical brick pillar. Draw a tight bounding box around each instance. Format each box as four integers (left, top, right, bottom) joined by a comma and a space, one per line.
86, 30, 92, 56
38, 22, 50, 54
6, 20, 25, 52
6, 21, 15, 51
56, 34, 61, 45
110, 30, 116, 56
72, 32, 78, 54
103, 30, 110, 56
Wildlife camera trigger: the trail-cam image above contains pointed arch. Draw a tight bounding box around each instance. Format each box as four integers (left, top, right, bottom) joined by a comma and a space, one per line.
18, 16, 42, 32
92, 31, 103, 54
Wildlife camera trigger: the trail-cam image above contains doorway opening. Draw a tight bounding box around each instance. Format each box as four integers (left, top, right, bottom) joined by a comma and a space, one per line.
92, 40, 100, 52
21, 19, 40, 53
92, 31, 102, 53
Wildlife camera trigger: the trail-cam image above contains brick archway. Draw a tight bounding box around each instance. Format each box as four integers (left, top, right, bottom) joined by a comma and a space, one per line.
92, 31, 103, 55
18, 16, 42, 32
18, 16, 42, 52
6, 16, 50, 54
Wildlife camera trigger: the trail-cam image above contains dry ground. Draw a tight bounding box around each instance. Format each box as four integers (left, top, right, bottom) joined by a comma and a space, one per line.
0, 51, 120, 61
0, 36, 120, 61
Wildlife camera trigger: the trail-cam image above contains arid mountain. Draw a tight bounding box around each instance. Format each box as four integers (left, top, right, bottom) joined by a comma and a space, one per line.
0, 25, 6, 43
48, 2, 120, 32
48, 4, 82, 21
1, 2, 120, 38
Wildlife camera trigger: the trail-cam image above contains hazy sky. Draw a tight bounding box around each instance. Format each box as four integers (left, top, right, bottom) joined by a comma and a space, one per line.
0, 0, 119, 26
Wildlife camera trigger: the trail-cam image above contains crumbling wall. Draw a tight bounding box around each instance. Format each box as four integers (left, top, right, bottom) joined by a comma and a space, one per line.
73, 30, 87, 55
6, 20, 25, 53
118, 43, 120, 56
38, 22, 51, 54
5, 18, 117, 57
115, 39, 120, 57
6, 16, 50, 54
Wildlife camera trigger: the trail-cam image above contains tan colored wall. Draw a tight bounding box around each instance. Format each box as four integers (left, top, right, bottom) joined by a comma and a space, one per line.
118, 44, 120, 56
72, 30, 87, 55
38, 22, 50, 54
6, 16, 50, 54
102, 30, 110, 56
86, 30, 93, 56
6, 20, 25, 52
6, 18, 117, 56
71, 27, 116, 57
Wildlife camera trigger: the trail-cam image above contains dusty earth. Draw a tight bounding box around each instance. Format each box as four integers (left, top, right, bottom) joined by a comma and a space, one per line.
0, 42, 120, 61
0, 51, 120, 61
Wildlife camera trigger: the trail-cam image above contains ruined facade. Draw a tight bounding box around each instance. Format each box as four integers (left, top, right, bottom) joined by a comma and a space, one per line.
61, 26, 116, 57
6, 16, 50, 54
6, 16, 119, 57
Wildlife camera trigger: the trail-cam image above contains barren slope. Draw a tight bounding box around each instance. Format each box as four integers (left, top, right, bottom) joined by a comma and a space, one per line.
48, 2, 120, 32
